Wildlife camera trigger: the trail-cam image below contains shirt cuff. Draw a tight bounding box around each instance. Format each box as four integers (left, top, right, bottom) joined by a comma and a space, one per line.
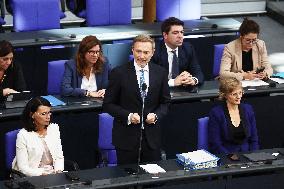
168, 79, 175, 87
127, 113, 133, 125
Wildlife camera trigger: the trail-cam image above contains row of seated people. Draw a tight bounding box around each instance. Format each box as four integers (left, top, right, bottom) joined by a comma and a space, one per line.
1, 17, 271, 176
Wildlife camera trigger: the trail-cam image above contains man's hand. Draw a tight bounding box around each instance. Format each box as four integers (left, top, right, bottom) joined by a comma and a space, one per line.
130, 113, 140, 124
146, 113, 157, 124
3, 88, 18, 96
174, 71, 195, 86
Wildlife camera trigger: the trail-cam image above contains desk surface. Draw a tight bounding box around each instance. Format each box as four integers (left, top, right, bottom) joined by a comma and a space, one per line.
1, 80, 284, 120
0, 18, 240, 47
1, 148, 284, 189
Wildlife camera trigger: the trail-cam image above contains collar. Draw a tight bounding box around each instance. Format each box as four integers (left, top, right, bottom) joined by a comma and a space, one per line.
133, 60, 149, 72
165, 43, 179, 55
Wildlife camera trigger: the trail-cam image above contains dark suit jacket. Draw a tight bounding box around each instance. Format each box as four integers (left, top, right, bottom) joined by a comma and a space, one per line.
208, 103, 259, 154
0, 62, 26, 100
151, 40, 204, 84
61, 59, 110, 97
103, 61, 170, 150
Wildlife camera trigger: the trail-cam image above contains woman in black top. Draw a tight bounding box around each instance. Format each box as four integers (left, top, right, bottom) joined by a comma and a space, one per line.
0, 40, 26, 101
220, 18, 273, 80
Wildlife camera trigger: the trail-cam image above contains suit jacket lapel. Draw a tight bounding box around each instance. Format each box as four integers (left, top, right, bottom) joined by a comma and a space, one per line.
252, 44, 259, 70
95, 73, 102, 89
160, 42, 169, 74
147, 63, 156, 99
127, 62, 142, 102
178, 45, 187, 70
235, 39, 243, 71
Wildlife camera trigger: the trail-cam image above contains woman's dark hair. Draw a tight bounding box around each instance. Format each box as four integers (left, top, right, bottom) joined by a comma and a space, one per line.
239, 18, 260, 36
0, 40, 14, 57
76, 35, 105, 76
161, 17, 184, 34
22, 96, 51, 132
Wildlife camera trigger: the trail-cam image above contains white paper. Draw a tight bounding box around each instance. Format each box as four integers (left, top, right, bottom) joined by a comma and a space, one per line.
270, 78, 284, 84
139, 164, 166, 174
241, 79, 269, 87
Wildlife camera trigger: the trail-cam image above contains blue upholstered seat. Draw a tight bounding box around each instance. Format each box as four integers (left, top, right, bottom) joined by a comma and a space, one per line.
5, 129, 20, 172
12, 0, 61, 31
213, 44, 225, 78
197, 117, 209, 150
86, 0, 131, 26
156, 0, 201, 21
98, 113, 117, 167
47, 60, 67, 95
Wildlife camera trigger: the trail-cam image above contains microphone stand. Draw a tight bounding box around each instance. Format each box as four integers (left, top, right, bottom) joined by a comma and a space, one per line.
137, 83, 147, 175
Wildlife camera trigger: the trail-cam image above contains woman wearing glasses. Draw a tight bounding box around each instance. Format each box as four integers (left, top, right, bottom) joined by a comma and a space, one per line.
0, 40, 26, 102
12, 97, 64, 176
208, 77, 259, 154
61, 35, 110, 97
220, 18, 273, 80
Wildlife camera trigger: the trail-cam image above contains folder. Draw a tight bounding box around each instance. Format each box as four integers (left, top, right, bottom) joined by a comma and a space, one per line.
41, 95, 66, 106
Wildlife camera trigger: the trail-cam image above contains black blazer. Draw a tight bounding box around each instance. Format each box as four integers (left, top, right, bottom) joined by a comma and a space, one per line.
0, 62, 26, 100
103, 61, 170, 150
151, 40, 204, 84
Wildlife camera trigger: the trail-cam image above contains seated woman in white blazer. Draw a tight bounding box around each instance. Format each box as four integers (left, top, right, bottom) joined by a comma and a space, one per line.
12, 97, 64, 176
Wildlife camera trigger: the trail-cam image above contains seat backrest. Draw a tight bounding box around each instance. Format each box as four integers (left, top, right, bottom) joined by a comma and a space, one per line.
102, 42, 132, 69
86, 0, 131, 26
12, 0, 60, 32
47, 60, 67, 95
213, 44, 225, 78
5, 129, 20, 170
197, 117, 209, 150
156, 0, 201, 21
98, 113, 117, 166
98, 113, 115, 150
0, 0, 6, 26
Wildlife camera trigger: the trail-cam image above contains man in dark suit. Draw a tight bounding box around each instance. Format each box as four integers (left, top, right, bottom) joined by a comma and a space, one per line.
103, 34, 170, 165
152, 17, 204, 87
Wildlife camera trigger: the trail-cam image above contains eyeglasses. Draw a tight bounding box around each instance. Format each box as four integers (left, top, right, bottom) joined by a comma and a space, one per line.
230, 91, 244, 98
87, 50, 100, 56
243, 38, 258, 44
36, 111, 52, 116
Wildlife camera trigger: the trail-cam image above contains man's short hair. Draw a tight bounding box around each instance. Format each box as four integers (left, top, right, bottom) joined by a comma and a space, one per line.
132, 34, 155, 49
161, 17, 184, 34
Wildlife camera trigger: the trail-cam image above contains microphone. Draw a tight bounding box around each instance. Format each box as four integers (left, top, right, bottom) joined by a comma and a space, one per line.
142, 83, 147, 92
137, 83, 147, 174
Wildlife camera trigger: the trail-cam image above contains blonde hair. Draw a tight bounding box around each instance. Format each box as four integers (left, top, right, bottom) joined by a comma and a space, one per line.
218, 77, 242, 100
132, 34, 155, 50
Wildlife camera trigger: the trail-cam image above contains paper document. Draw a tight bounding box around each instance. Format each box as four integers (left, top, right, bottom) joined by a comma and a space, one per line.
139, 164, 166, 174
241, 79, 269, 87
270, 78, 284, 84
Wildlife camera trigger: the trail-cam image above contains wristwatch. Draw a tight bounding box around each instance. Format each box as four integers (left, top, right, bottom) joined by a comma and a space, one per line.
154, 114, 158, 124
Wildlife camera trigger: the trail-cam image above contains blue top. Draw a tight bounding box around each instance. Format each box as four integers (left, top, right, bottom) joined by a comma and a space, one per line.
61, 59, 110, 97
208, 103, 259, 154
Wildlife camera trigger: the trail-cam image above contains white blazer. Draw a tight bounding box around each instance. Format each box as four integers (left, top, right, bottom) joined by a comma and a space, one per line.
12, 123, 64, 176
